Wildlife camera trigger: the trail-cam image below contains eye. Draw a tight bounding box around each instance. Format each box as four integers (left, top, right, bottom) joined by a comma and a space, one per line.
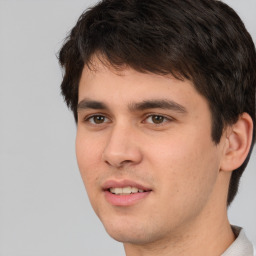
86, 115, 110, 124
144, 115, 170, 124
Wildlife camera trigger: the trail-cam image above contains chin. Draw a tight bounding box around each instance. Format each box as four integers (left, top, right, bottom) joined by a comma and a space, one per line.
101, 218, 162, 245
107, 230, 151, 245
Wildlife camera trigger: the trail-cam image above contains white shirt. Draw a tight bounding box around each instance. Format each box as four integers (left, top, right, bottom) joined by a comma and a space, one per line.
221, 226, 255, 256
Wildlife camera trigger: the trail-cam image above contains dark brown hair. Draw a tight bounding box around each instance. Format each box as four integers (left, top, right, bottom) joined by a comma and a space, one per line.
59, 0, 256, 205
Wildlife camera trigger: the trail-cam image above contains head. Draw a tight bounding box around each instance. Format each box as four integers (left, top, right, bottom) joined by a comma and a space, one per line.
59, 0, 256, 205
59, 0, 256, 244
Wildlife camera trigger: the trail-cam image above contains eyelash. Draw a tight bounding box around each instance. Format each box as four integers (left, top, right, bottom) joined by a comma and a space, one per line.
83, 113, 174, 126
84, 114, 110, 125
143, 114, 173, 125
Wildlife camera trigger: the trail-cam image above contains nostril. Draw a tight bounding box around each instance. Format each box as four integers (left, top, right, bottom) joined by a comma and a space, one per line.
104, 159, 132, 168
102, 143, 143, 167
120, 160, 132, 165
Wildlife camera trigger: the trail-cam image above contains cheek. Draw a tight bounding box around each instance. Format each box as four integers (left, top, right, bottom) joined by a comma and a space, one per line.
147, 131, 220, 209
75, 132, 103, 191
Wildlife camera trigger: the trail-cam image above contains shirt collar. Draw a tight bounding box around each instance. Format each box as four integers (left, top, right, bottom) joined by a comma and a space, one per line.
221, 226, 254, 256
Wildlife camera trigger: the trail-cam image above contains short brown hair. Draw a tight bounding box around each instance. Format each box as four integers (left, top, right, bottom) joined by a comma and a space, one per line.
59, 0, 256, 205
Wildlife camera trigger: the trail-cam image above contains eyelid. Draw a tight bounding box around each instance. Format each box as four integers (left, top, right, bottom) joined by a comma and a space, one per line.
81, 112, 174, 125
83, 113, 111, 124
143, 113, 175, 124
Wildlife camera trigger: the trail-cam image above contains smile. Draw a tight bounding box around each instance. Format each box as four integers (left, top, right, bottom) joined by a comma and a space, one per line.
109, 186, 146, 195
103, 180, 152, 206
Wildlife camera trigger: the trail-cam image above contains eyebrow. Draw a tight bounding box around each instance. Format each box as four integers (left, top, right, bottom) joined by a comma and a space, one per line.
77, 98, 187, 114
77, 99, 108, 111
129, 99, 187, 113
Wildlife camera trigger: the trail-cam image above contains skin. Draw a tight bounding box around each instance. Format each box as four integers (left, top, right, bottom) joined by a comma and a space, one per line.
76, 57, 253, 256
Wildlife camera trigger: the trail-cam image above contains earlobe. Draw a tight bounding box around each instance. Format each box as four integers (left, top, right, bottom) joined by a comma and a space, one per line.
220, 113, 253, 172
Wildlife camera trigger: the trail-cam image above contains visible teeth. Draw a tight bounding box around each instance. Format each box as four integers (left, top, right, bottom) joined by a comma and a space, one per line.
115, 188, 122, 194
109, 186, 144, 195
131, 187, 139, 193
122, 186, 132, 194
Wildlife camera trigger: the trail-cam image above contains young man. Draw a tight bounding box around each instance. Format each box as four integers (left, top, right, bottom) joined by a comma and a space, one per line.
59, 0, 256, 255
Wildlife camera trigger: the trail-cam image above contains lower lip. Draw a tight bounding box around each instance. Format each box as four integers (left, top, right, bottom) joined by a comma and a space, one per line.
104, 190, 151, 206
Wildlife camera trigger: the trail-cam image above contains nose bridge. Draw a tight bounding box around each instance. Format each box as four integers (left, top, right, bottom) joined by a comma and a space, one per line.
102, 121, 142, 167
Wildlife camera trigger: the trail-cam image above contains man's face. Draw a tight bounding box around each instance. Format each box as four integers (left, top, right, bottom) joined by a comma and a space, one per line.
76, 58, 226, 244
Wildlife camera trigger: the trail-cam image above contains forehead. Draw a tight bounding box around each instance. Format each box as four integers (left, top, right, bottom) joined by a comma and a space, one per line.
78, 58, 205, 109
80, 55, 184, 89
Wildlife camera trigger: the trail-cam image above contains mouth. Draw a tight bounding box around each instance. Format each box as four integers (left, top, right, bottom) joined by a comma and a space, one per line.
102, 180, 152, 206
108, 186, 149, 195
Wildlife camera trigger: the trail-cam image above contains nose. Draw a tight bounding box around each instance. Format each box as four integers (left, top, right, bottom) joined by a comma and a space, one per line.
102, 124, 143, 168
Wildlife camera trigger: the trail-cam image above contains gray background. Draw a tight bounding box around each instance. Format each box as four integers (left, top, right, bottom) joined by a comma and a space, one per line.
0, 0, 255, 255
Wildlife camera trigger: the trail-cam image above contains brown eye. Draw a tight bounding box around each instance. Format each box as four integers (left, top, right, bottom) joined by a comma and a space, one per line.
151, 115, 165, 124
145, 115, 167, 125
88, 115, 109, 124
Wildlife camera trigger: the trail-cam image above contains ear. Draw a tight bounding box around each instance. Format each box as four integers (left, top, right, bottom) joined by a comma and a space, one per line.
220, 113, 253, 172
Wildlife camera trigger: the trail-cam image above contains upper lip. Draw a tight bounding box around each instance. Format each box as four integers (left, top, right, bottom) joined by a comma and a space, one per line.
102, 179, 152, 191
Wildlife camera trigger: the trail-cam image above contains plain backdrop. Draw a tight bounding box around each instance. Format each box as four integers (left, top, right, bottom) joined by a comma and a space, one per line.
0, 0, 255, 255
